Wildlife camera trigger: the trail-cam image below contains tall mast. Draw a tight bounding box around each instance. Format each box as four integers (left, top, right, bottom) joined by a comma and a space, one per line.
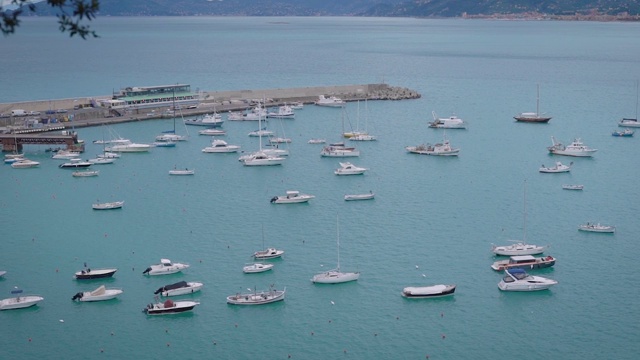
523, 180, 527, 243
336, 214, 340, 271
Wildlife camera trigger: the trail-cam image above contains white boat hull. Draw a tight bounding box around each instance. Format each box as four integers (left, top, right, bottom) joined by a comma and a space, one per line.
73, 289, 122, 302
243, 263, 274, 273
161, 282, 203, 297
227, 289, 285, 305
311, 270, 360, 284
0, 296, 44, 310
402, 284, 456, 298
344, 193, 375, 201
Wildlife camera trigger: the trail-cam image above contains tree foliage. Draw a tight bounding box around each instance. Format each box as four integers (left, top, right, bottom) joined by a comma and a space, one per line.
1, 0, 100, 38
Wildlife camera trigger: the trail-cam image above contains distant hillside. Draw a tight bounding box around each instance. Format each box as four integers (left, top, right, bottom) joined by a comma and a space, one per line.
31, 0, 640, 17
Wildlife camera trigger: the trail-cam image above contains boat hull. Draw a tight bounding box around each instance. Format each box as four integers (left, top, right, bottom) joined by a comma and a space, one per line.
161, 283, 203, 297
74, 289, 122, 302
311, 271, 360, 284
226, 290, 285, 305
0, 296, 44, 310
144, 301, 199, 315
74, 268, 117, 280
344, 193, 375, 201
402, 285, 456, 298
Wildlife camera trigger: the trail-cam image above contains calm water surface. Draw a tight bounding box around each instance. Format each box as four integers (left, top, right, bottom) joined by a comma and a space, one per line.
1, 17, 639, 360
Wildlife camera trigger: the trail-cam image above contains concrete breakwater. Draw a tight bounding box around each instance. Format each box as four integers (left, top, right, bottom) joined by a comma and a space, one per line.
0, 84, 420, 130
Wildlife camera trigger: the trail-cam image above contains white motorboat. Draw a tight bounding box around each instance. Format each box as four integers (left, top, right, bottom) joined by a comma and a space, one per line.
267, 105, 295, 119
312, 215, 360, 284
562, 184, 584, 190
202, 139, 240, 153
227, 286, 286, 305
198, 129, 226, 136
59, 159, 92, 168
320, 143, 360, 157
491, 242, 547, 256
612, 128, 634, 137
513, 84, 552, 123
0, 271, 6, 277
405, 137, 460, 156
74, 266, 118, 280
72, 170, 99, 177
142, 259, 190, 276
248, 128, 274, 137
227, 111, 244, 121
154, 281, 204, 297
169, 168, 195, 175
253, 247, 284, 260
92, 201, 124, 210
290, 101, 304, 109
0, 288, 44, 310
429, 111, 467, 129
578, 223, 615, 233
539, 161, 572, 173
315, 95, 345, 107
401, 284, 456, 298
344, 192, 375, 201
243, 263, 274, 274
269, 137, 292, 144
498, 268, 558, 291
144, 299, 200, 315
334, 162, 367, 175
308, 138, 326, 144
547, 137, 597, 157
491, 255, 556, 271
88, 157, 115, 164
72, 285, 123, 302
51, 150, 81, 159
106, 141, 151, 152
270, 190, 315, 204
97, 152, 120, 159
184, 113, 223, 127
11, 159, 40, 168
349, 133, 377, 141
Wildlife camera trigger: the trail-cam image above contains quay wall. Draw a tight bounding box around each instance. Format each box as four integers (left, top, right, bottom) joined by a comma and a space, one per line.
0, 84, 420, 130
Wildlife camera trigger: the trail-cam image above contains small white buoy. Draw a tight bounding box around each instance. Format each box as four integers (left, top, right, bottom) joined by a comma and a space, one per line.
422, 274, 426, 277
59, 319, 64, 323
415, 265, 419, 269
330, 301, 335, 305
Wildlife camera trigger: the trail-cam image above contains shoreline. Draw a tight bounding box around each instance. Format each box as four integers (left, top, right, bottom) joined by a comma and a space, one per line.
0, 83, 420, 131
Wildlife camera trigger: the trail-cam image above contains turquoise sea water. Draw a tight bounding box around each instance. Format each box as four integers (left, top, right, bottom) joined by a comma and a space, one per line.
1, 17, 640, 359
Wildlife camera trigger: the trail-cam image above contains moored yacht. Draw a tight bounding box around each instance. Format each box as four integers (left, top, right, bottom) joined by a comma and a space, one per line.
498, 268, 557, 291
547, 137, 597, 157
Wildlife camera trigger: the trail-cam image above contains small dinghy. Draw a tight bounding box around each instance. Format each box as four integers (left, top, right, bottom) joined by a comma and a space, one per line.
401, 284, 456, 299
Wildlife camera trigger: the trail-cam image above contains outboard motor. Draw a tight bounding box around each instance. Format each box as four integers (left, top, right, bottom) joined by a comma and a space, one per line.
72, 292, 84, 301
142, 267, 152, 275
270, 196, 278, 203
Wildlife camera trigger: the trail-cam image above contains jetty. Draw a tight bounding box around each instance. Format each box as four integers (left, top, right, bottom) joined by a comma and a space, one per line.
0, 83, 419, 152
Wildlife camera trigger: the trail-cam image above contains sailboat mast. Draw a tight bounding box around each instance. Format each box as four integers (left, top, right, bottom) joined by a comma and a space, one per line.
536, 84, 540, 116
523, 180, 527, 243
635, 80, 639, 120
336, 214, 340, 271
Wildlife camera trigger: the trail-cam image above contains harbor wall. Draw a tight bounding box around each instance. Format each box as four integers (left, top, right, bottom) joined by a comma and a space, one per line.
0, 84, 420, 130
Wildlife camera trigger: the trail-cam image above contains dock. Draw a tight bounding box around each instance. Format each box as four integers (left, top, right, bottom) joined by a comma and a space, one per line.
0, 83, 420, 151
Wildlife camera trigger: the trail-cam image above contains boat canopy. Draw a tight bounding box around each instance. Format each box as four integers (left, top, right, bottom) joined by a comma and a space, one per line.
507, 268, 527, 275
510, 255, 536, 261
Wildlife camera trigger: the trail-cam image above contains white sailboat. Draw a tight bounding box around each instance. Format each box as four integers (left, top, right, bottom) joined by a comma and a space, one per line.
349, 100, 377, 141
619, 80, 640, 127
241, 99, 285, 166
514, 84, 552, 123
156, 89, 188, 142
312, 215, 360, 284
492, 180, 548, 256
